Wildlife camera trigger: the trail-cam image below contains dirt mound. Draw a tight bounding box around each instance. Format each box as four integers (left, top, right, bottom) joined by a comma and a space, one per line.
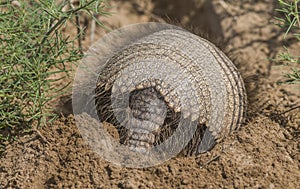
1, 0, 299, 188
1, 113, 299, 188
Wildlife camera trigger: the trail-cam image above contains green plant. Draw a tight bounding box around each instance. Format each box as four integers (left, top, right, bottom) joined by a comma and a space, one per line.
274, 0, 300, 84
0, 0, 109, 147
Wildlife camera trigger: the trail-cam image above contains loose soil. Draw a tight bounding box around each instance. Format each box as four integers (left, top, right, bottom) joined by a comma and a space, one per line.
1, 0, 299, 188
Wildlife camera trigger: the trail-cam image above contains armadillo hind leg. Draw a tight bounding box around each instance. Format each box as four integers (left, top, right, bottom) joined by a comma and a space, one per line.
197, 128, 216, 154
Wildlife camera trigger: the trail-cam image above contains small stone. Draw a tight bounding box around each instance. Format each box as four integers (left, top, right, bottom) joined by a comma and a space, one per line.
181, 179, 189, 185
118, 178, 138, 189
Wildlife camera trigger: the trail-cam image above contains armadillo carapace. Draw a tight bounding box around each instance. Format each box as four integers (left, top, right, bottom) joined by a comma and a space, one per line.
94, 24, 247, 155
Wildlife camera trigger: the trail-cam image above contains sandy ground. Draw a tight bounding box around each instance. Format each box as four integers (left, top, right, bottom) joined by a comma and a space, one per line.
1, 0, 299, 188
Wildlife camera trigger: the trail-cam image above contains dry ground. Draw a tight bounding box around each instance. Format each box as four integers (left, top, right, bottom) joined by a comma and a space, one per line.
1, 0, 299, 188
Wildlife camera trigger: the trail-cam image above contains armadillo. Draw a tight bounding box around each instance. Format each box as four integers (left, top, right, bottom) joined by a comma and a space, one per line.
87, 23, 247, 156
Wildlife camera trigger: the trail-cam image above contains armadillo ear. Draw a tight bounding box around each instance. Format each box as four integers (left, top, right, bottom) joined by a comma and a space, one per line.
197, 129, 216, 154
